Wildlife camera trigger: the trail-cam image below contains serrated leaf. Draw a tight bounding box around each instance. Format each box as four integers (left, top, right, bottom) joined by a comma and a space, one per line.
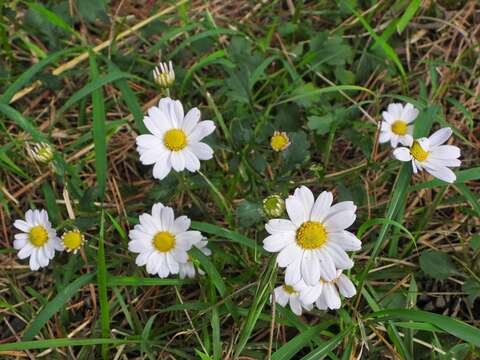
236, 201, 262, 228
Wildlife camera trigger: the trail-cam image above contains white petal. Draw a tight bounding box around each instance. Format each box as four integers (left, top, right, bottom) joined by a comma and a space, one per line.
323, 283, 341, 310
135, 252, 150, 266
324, 201, 356, 221
429, 127, 452, 147
299, 283, 323, 305
310, 191, 333, 223
166, 253, 179, 274
277, 243, 302, 267
430, 145, 461, 159
171, 248, 188, 263
160, 207, 174, 230
182, 108, 201, 134
37, 247, 49, 267
274, 287, 289, 306
152, 156, 172, 180
138, 148, 165, 165
151, 203, 164, 220
399, 134, 413, 147
379, 130, 391, 143
183, 149, 201, 172
325, 243, 353, 269
393, 147, 412, 162
285, 195, 308, 227
317, 249, 337, 281
29, 249, 40, 271
176, 231, 202, 249
263, 233, 295, 253
18, 244, 34, 259
158, 254, 170, 278
285, 258, 302, 285
171, 100, 184, 126
401, 103, 419, 123
425, 165, 456, 183
301, 251, 321, 286
13, 236, 28, 250
144, 116, 166, 137
147, 105, 173, 130
337, 274, 357, 298
390, 135, 400, 148
128, 240, 152, 253
293, 186, 314, 219
189, 121, 216, 143
289, 297, 303, 315
136, 134, 163, 149
265, 219, 296, 234
324, 210, 356, 232
172, 216, 191, 234
329, 231, 361, 251
170, 151, 186, 172
189, 142, 213, 160
14, 220, 31, 232
25, 209, 35, 224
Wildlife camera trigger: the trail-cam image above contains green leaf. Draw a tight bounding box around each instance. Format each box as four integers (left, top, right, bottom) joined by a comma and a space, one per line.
271, 324, 325, 360
419, 250, 457, 280
22, 272, 96, 340
191, 221, 265, 254
28, 2, 81, 40
462, 278, 480, 305
0, 337, 136, 351
368, 309, 480, 347
282, 131, 310, 169
89, 53, 107, 199
470, 235, 480, 254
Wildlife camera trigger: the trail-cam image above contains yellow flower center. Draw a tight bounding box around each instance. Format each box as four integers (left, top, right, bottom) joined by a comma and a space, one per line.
282, 285, 296, 294
391, 120, 408, 135
163, 129, 187, 151
270, 132, 290, 151
153, 231, 175, 252
410, 141, 429, 161
296, 221, 328, 249
63, 230, 84, 251
29, 226, 48, 247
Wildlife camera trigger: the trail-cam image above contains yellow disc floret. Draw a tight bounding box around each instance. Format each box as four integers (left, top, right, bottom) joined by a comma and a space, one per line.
391, 120, 408, 135
62, 230, 85, 252
29, 226, 49, 247
163, 129, 187, 151
282, 284, 296, 294
153, 231, 176, 252
296, 221, 328, 249
270, 131, 290, 152
410, 141, 429, 161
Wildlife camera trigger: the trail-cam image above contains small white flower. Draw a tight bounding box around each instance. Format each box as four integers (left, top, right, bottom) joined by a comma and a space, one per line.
178, 239, 211, 279
128, 203, 203, 278
299, 270, 356, 310
136, 97, 216, 180
271, 281, 312, 316
263, 186, 361, 286
380, 103, 419, 148
13, 209, 63, 271
393, 127, 461, 183
153, 61, 175, 88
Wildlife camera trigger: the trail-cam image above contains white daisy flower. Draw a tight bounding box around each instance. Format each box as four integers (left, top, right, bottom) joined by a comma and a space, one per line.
128, 203, 203, 278
13, 209, 63, 271
136, 97, 216, 180
393, 127, 461, 183
178, 239, 211, 279
299, 270, 356, 311
380, 103, 419, 148
271, 281, 312, 316
263, 186, 361, 286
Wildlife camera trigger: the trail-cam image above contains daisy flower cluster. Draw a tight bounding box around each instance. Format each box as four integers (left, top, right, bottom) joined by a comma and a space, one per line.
264, 186, 361, 315
380, 103, 461, 183
10, 57, 465, 324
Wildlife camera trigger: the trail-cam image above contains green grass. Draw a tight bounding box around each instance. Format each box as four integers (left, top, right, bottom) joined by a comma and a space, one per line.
1, 1, 479, 359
